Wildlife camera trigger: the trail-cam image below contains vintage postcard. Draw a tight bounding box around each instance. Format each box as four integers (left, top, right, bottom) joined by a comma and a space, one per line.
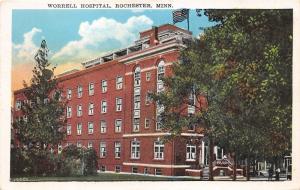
0, 0, 300, 190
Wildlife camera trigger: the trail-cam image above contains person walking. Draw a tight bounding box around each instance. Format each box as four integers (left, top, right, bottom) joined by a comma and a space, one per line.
275, 168, 281, 181
268, 167, 273, 181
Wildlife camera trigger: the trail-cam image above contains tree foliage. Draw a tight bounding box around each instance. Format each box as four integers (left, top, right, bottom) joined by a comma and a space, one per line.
12, 40, 67, 176
153, 9, 292, 179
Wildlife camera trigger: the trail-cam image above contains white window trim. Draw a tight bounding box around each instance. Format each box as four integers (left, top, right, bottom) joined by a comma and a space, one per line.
77, 85, 83, 98
67, 106, 72, 118
116, 76, 123, 90
115, 119, 122, 133
67, 89, 72, 100
102, 80, 108, 93
186, 144, 196, 161
101, 100, 107, 113
88, 103, 94, 115
77, 105, 82, 117
100, 120, 107, 133
100, 142, 106, 158
154, 140, 164, 160
89, 82, 95, 96
131, 140, 140, 159
88, 122, 94, 134
67, 124, 71, 135
116, 98, 122, 112
115, 142, 121, 158
77, 123, 82, 135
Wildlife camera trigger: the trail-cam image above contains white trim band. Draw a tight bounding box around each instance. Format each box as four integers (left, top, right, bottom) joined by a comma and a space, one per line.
123, 133, 172, 137
123, 162, 191, 168
122, 132, 204, 138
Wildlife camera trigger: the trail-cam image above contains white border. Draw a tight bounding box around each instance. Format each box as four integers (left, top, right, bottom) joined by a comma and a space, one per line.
1, 0, 300, 190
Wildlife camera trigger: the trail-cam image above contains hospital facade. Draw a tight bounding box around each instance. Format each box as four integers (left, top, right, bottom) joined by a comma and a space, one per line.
13, 24, 225, 177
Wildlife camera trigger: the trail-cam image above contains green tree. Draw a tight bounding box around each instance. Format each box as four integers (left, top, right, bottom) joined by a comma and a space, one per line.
203, 9, 292, 180
153, 9, 292, 180
13, 40, 66, 176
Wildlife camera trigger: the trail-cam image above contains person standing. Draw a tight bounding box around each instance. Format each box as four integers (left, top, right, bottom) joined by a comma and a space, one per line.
275, 168, 281, 181
268, 167, 273, 181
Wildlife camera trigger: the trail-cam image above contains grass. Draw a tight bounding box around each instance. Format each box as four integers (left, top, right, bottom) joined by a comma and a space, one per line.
11, 173, 199, 182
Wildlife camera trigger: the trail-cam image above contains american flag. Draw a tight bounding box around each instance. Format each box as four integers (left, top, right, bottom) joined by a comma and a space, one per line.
172, 9, 189, 24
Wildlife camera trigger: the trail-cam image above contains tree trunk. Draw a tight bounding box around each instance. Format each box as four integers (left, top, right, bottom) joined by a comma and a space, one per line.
246, 157, 250, 181
208, 138, 214, 181
232, 152, 237, 181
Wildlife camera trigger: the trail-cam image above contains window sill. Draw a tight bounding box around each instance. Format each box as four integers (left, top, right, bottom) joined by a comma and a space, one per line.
130, 158, 140, 160
186, 159, 196, 162
153, 158, 164, 161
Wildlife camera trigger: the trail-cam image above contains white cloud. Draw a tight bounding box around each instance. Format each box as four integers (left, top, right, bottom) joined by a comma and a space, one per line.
13, 27, 42, 64
52, 15, 153, 64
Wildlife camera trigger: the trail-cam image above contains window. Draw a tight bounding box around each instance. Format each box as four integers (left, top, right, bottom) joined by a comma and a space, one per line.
145, 91, 152, 105
115, 119, 122, 133
188, 91, 195, 114
134, 110, 140, 118
16, 100, 21, 110
77, 105, 82, 117
77, 142, 82, 148
132, 166, 138, 173
115, 165, 121, 173
100, 142, 106, 158
77, 85, 83, 98
102, 80, 107, 93
133, 118, 140, 132
100, 120, 107, 133
157, 60, 165, 81
186, 144, 196, 161
67, 106, 72, 118
131, 139, 140, 159
101, 165, 106, 172
67, 89, 72, 100
116, 76, 123, 89
89, 82, 94, 95
145, 118, 150, 128
77, 123, 82, 135
43, 98, 49, 104
116, 98, 122, 111
144, 168, 149, 174
58, 144, 62, 154
154, 140, 164, 159
88, 103, 94, 115
115, 142, 121, 158
101, 100, 107, 113
134, 67, 141, 87
156, 116, 162, 131
88, 141, 93, 149
88, 122, 94, 134
146, 72, 151, 81
67, 124, 71, 135
155, 168, 162, 175
157, 60, 165, 93
134, 95, 140, 109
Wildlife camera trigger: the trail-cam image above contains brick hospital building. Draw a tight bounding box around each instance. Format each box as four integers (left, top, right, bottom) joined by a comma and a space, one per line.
13, 24, 226, 177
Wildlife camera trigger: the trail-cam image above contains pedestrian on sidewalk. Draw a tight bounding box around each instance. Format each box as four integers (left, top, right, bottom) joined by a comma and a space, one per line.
268, 167, 273, 181
275, 168, 280, 181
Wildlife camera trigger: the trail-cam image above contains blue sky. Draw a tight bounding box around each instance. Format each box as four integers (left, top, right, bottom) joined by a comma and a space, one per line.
13, 9, 215, 52
12, 9, 216, 90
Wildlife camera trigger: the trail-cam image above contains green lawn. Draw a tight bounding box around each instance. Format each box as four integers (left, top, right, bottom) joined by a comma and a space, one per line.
11, 173, 199, 182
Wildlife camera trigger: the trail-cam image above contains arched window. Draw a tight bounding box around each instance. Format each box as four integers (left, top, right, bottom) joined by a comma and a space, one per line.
134, 66, 141, 87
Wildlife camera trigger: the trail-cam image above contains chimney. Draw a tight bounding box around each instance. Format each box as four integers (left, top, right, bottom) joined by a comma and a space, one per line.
149, 26, 159, 46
